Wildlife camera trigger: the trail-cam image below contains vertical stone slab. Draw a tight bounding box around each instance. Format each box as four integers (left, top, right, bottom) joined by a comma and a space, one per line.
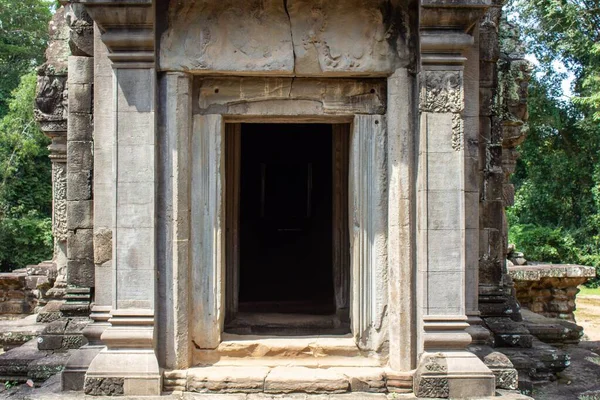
350, 114, 388, 352
191, 114, 224, 350
387, 68, 417, 371
159, 72, 192, 369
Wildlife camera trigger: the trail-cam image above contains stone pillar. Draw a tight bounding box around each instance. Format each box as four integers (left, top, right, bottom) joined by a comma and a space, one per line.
82, 1, 161, 395
61, 1, 99, 390
413, 1, 496, 397
34, 6, 70, 301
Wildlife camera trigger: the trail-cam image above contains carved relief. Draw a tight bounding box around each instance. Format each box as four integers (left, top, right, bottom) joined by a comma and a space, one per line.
452, 113, 463, 151
416, 377, 450, 398
160, 0, 294, 73
160, 0, 413, 75
35, 74, 68, 133
53, 163, 68, 242
421, 70, 464, 152
288, 1, 406, 75
420, 70, 463, 113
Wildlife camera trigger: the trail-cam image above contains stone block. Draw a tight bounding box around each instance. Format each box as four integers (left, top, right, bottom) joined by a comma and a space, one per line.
67, 200, 93, 230
68, 56, 94, 84
0, 300, 30, 314
187, 366, 269, 392
37, 334, 64, 350
264, 367, 349, 393
68, 83, 92, 113
67, 259, 95, 287
67, 170, 92, 201
84, 377, 124, 396
117, 112, 154, 146
116, 144, 154, 183
44, 319, 68, 334
116, 69, 153, 112
67, 141, 93, 171
65, 317, 90, 334
27, 351, 71, 381
70, 26, 94, 57
67, 228, 93, 260
62, 334, 87, 349
68, 113, 93, 141
94, 228, 112, 265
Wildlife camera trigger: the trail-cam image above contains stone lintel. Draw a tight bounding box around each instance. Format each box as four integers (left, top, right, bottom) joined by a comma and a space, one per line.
74, 0, 154, 66
421, 0, 491, 33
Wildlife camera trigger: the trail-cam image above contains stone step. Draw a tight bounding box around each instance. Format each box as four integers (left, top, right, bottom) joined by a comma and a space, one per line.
193, 334, 383, 367
164, 366, 390, 394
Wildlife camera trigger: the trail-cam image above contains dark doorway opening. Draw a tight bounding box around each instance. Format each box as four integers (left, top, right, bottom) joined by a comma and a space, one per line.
225, 123, 350, 335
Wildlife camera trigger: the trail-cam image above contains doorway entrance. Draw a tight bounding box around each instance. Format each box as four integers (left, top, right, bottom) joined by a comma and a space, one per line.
225, 123, 350, 335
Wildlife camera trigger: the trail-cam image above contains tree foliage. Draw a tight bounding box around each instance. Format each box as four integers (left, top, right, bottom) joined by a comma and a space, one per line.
0, 72, 52, 271
507, 0, 600, 286
0, 0, 52, 117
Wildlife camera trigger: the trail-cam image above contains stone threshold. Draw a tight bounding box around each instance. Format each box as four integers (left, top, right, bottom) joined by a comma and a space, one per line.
164, 366, 409, 394
192, 335, 384, 367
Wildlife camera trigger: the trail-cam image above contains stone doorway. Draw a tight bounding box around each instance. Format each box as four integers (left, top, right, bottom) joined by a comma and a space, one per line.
224, 123, 350, 335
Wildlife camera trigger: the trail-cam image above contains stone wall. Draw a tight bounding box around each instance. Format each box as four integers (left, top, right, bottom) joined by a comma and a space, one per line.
0, 264, 57, 315
509, 264, 596, 321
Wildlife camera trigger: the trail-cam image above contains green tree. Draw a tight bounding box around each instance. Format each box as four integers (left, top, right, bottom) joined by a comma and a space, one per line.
0, 72, 52, 271
0, 0, 52, 117
507, 0, 600, 286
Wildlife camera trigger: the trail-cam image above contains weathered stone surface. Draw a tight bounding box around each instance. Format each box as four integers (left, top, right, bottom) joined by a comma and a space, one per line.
160, 0, 413, 75
509, 264, 596, 321
264, 367, 348, 393
288, 0, 410, 75
160, 0, 294, 74
187, 367, 270, 393
84, 377, 125, 396
66, 259, 94, 287
93, 228, 112, 265
67, 200, 93, 230
196, 77, 386, 115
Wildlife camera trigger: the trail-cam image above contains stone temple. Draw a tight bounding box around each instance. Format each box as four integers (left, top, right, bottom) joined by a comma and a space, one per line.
32, 0, 533, 397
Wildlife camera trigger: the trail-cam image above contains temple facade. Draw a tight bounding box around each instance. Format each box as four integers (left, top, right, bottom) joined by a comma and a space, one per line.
33, 0, 530, 397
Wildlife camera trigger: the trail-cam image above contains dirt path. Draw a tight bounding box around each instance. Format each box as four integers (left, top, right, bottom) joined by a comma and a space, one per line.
575, 294, 600, 341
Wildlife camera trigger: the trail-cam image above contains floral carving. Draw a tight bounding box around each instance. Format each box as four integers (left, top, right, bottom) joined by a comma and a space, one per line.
420, 70, 463, 113
452, 113, 463, 151
53, 163, 68, 242
416, 377, 450, 398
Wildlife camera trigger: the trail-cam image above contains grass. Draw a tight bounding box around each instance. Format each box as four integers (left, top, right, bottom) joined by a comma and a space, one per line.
578, 286, 600, 296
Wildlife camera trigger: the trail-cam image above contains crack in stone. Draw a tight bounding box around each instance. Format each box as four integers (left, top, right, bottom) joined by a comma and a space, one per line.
283, 0, 296, 75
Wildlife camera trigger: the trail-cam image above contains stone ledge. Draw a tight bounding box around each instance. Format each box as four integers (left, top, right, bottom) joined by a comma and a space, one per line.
508, 264, 596, 281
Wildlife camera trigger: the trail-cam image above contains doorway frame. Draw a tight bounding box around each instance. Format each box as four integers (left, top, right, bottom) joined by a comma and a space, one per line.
163, 75, 416, 371
224, 122, 351, 325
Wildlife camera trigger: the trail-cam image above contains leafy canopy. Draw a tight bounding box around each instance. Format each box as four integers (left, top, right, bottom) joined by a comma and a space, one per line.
0, 0, 52, 117
0, 72, 52, 271
507, 0, 600, 286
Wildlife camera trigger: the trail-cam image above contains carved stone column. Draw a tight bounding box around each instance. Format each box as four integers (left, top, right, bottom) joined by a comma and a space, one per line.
34, 6, 70, 300
81, 0, 161, 395
413, 0, 496, 397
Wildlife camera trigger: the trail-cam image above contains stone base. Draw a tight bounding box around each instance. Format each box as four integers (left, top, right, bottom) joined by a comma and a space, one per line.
61, 344, 103, 391
85, 349, 161, 395
413, 351, 496, 398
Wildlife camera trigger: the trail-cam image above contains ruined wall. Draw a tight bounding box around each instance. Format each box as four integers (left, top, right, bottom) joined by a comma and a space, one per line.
478, 0, 531, 322
34, 1, 95, 353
